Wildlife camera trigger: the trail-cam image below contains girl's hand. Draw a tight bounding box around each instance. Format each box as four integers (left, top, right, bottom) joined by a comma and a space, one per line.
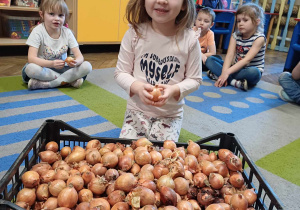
67, 59, 78, 68
134, 83, 156, 105
151, 84, 180, 107
53, 60, 65, 69
215, 73, 229, 87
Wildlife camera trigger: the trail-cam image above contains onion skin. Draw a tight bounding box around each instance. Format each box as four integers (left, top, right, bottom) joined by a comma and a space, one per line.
86, 139, 101, 150
157, 174, 175, 191
218, 149, 234, 161
36, 183, 50, 201
187, 140, 201, 157
111, 202, 130, 210
136, 137, 153, 147
225, 154, 243, 172
243, 188, 257, 206
107, 190, 126, 206
78, 188, 93, 203
60, 147, 71, 158
45, 141, 59, 152
39, 150, 59, 164
88, 176, 108, 195
150, 85, 162, 102
57, 185, 78, 208
209, 173, 225, 189
174, 177, 189, 196
21, 171, 40, 188
66, 175, 84, 191
43, 197, 58, 209
102, 152, 119, 168
115, 173, 138, 193
135, 150, 151, 166
92, 163, 107, 176
67, 151, 86, 164
229, 171, 245, 188
75, 202, 90, 210
230, 194, 248, 210
49, 179, 67, 197
90, 198, 110, 210
16, 188, 36, 206
160, 186, 177, 206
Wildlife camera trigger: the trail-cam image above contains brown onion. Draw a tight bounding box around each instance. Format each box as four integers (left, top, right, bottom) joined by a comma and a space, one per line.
174, 177, 189, 196
138, 179, 157, 192
150, 150, 163, 165
169, 161, 185, 179
135, 150, 151, 166
49, 179, 67, 197
150, 85, 162, 102
91, 163, 107, 176
15, 201, 30, 210
57, 184, 78, 208
160, 186, 177, 206
184, 170, 193, 184
124, 147, 135, 160
197, 189, 214, 206
86, 139, 101, 150
54, 169, 69, 181
153, 163, 169, 179
139, 170, 154, 181
118, 155, 134, 171
102, 152, 119, 168
111, 202, 129, 210
31, 162, 52, 175
243, 188, 257, 206
60, 147, 71, 158
127, 186, 156, 208
218, 202, 232, 210
67, 151, 85, 163
105, 168, 119, 181
36, 183, 49, 201
45, 141, 59, 152
78, 164, 91, 174
187, 140, 200, 157
81, 171, 95, 186
177, 200, 193, 210
200, 160, 218, 176
209, 173, 225, 189
229, 171, 245, 188
115, 173, 138, 193
188, 199, 201, 210
21, 171, 40, 188
225, 154, 243, 172
157, 174, 175, 191
206, 204, 225, 210
136, 137, 153, 147
193, 172, 208, 188
86, 149, 101, 165
218, 149, 234, 161
108, 190, 126, 206
78, 188, 93, 202
75, 202, 90, 210
230, 194, 248, 210
88, 175, 108, 195
106, 181, 116, 195
131, 163, 141, 175
16, 188, 36, 206
163, 140, 177, 151
43, 197, 58, 209
90, 198, 110, 210
184, 155, 198, 173
161, 148, 172, 159
66, 175, 84, 191
39, 150, 59, 164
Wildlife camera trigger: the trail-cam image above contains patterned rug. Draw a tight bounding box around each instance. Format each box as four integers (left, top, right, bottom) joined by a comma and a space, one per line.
0, 68, 299, 209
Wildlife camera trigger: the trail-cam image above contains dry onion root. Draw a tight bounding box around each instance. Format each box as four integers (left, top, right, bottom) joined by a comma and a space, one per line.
15, 139, 258, 210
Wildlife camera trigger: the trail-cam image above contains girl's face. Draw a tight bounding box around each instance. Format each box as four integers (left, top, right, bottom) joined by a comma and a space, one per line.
145, 0, 184, 28
236, 13, 258, 38
195, 12, 214, 35
40, 10, 65, 32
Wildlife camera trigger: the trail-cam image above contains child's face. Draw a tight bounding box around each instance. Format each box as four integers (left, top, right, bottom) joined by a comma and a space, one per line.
195, 12, 213, 34
40, 10, 65, 32
145, 0, 184, 27
236, 14, 258, 36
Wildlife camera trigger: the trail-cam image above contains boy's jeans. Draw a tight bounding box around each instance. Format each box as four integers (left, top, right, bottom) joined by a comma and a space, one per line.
205, 56, 262, 87
279, 72, 300, 104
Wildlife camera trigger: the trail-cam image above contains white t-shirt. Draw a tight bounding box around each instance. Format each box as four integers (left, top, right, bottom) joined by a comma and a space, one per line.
115, 23, 202, 118
26, 23, 78, 61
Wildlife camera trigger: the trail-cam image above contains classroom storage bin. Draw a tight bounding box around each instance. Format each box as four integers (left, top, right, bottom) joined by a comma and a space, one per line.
0, 119, 284, 209
0, 14, 39, 39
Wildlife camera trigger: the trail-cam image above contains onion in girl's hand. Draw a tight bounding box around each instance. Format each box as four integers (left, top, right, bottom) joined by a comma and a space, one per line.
150, 85, 162, 102
65, 57, 74, 64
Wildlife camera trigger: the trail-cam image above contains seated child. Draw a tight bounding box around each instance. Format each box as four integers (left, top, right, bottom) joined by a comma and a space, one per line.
278, 62, 300, 104
194, 7, 217, 71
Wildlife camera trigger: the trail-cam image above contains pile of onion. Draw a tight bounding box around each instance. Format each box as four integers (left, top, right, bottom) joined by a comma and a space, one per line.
15, 139, 258, 210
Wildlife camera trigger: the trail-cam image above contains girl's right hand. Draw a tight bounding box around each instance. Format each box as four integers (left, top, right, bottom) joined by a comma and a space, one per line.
215, 73, 229, 87
53, 60, 65, 69
131, 81, 155, 105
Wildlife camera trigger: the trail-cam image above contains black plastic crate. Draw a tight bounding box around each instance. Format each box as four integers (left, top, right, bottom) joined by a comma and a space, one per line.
0, 119, 284, 210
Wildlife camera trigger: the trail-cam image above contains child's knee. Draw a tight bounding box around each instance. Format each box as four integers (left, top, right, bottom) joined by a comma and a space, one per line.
80, 61, 92, 74
279, 72, 292, 82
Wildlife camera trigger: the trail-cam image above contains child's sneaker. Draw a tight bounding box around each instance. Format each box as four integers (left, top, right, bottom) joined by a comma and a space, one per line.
278, 88, 293, 102
207, 70, 218, 80
28, 79, 50, 90
70, 78, 84, 88
239, 79, 248, 91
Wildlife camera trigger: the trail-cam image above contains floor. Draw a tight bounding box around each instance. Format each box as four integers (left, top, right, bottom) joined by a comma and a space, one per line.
0, 45, 287, 85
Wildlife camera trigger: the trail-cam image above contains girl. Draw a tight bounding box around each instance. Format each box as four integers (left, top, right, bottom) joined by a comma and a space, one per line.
205, 3, 265, 91
22, 0, 92, 90
114, 0, 202, 142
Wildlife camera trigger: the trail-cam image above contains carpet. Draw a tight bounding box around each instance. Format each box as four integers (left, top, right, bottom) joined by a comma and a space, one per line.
0, 68, 300, 209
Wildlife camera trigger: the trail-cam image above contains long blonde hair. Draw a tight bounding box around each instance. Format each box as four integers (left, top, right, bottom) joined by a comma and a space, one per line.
126, 0, 196, 37
39, 0, 69, 24
236, 3, 265, 33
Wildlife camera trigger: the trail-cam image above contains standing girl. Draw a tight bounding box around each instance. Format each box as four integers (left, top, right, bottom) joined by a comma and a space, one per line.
22, 0, 92, 90
205, 3, 265, 91
114, 0, 202, 142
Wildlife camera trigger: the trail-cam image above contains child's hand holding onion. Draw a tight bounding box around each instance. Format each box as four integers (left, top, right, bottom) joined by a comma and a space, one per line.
65, 57, 77, 67
150, 84, 180, 107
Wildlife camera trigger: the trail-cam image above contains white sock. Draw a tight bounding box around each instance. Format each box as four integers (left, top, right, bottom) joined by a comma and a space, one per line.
230, 79, 241, 88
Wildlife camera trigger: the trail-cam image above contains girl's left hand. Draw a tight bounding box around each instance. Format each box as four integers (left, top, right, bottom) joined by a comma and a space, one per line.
215, 73, 228, 87
151, 84, 180, 107
67, 59, 78, 68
